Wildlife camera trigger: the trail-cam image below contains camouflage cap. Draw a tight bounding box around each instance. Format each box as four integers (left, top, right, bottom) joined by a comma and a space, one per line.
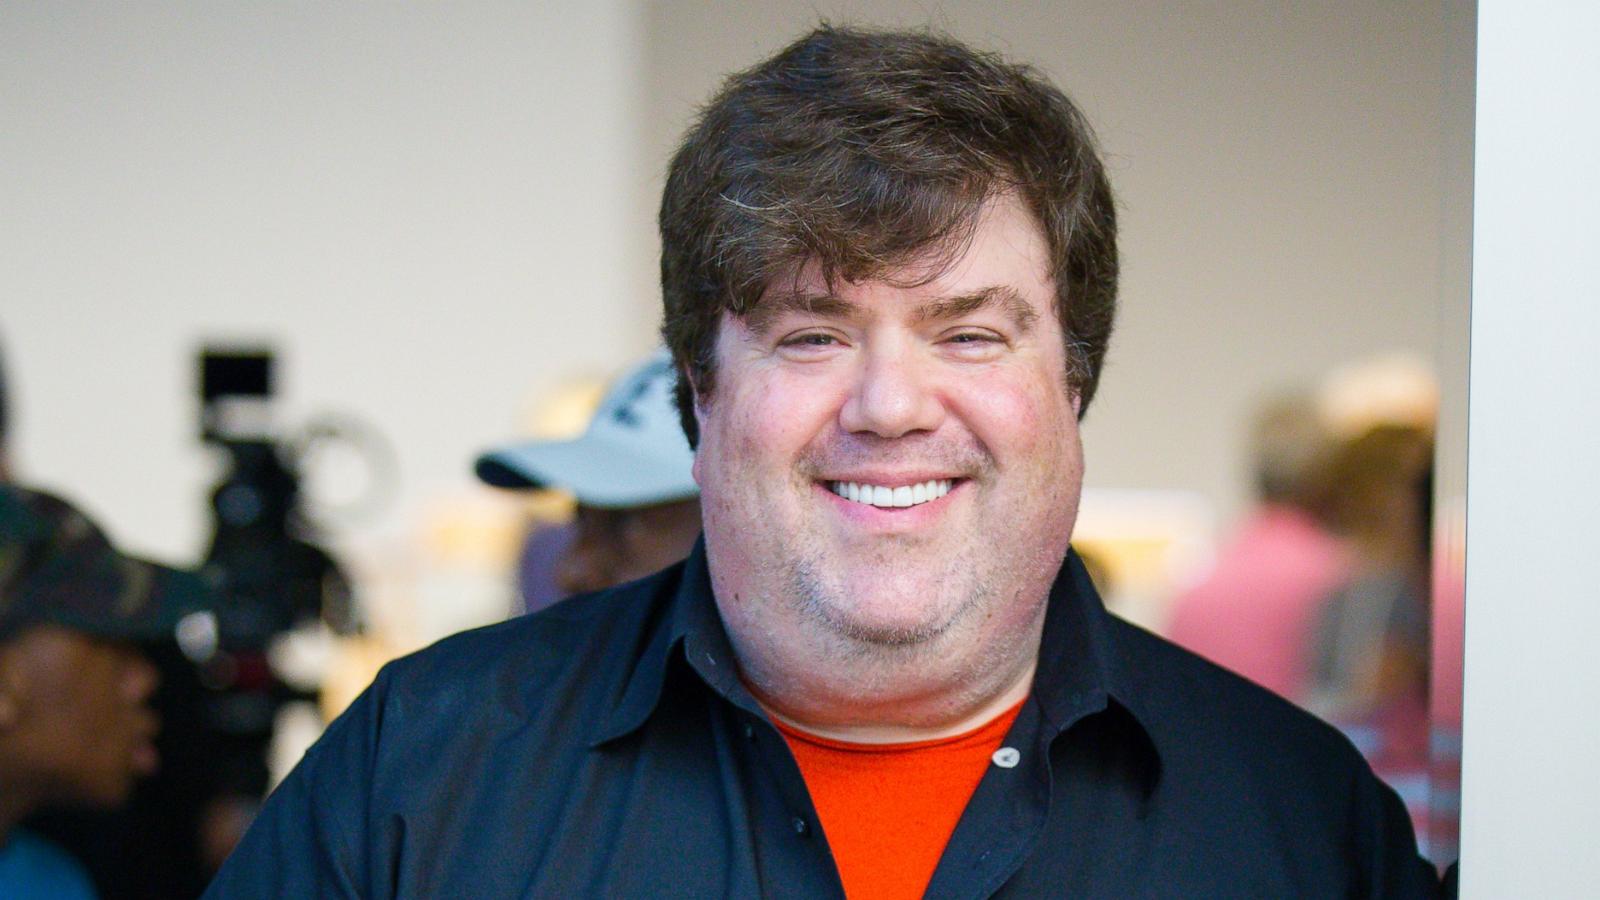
0, 484, 209, 642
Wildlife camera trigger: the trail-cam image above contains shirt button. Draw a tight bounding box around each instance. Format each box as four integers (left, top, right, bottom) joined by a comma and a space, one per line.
791, 817, 809, 836
992, 747, 1021, 768
742, 721, 755, 739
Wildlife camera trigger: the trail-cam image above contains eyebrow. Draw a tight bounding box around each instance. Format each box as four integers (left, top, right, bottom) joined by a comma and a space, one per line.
746, 285, 1039, 336
913, 286, 1039, 331
744, 292, 859, 337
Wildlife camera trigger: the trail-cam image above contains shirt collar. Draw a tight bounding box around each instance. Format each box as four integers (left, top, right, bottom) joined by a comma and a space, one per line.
1031, 548, 1123, 729
592, 539, 1160, 769
590, 539, 757, 747
1033, 549, 1164, 801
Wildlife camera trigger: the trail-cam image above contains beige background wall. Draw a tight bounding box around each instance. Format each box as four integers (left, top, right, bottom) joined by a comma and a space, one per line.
5, 1, 1461, 582
638, 1, 1456, 525
3, 2, 649, 563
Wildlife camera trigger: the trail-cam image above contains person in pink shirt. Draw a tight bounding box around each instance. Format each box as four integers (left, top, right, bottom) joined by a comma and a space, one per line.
1166, 393, 1348, 701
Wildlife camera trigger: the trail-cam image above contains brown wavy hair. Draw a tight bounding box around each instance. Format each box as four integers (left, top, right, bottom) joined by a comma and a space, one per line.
659, 25, 1119, 446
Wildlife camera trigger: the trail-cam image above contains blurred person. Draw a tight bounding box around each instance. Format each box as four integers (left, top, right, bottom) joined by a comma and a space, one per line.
505, 521, 575, 612
209, 26, 1435, 896
1305, 424, 1436, 845
2, 331, 238, 897
1316, 352, 1438, 442
0, 485, 202, 897
1306, 425, 1434, 730
26, 624, 233, 900
475, 352, 700, 604
1165, 392, 1349, 699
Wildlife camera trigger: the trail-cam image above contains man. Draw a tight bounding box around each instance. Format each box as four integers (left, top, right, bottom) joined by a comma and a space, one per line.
0, 485, 200, 897
475, 351, 702, 602
208, 27, 1437, 896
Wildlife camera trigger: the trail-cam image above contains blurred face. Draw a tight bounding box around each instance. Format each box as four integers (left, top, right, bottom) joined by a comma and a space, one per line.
555, 499, 703, 596
693, 195, 1083, 696
0, 625, 160, 809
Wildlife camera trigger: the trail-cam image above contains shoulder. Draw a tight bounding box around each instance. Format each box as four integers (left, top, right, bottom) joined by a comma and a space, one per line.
1105, 614, 1388, 820
374, 567, 674, 719
261, 565, 679, 791
1098, 618, 1435, 895
206, 567, 686, 895
1110, 616, 1362, 767
0, 830, 97, 899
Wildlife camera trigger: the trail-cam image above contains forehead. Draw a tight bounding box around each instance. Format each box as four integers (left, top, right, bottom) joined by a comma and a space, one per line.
751, 194, 1057, 324
9, 624, 122, 678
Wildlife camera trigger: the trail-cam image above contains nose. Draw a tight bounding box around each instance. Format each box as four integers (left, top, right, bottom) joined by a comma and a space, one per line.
838, 342, 946, 438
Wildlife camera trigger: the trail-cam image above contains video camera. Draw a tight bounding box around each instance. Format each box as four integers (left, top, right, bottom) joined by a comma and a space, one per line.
199, 350, 358, 649
194, 347, 372, 801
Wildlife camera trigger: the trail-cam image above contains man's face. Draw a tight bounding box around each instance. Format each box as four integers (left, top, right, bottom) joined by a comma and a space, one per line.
0, 624, 160, 808
693, 195, 1084, 679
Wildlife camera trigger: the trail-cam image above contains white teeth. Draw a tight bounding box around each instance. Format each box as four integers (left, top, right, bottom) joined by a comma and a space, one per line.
829, 479, 953, 509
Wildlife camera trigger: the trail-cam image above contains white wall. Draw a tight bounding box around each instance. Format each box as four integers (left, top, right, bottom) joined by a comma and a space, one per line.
2, 2, 650, 564
1459, 3, 1600, 894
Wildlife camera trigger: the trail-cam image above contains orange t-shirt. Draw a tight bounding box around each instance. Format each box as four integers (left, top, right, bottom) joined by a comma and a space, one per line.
773, 699, 1027, 900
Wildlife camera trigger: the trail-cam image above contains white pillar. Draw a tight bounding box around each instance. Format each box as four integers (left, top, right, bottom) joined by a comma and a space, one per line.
1459, 2, 1600, 895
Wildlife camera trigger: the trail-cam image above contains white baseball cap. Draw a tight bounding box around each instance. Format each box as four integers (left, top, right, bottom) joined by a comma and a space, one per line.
475, 351, 699, 509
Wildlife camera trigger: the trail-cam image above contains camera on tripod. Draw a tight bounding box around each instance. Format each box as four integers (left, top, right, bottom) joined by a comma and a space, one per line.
192, 347, 373, 801
199, 349, 358, 651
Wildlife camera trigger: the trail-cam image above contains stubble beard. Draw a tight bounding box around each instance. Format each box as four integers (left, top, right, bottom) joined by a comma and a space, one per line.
778, 438, 1078, 701
765, 515, 1055, 715
709, 423, 1078, 720
783, 435, 1000, 651
767, 468, 1060, 697
780, 533, 990, 649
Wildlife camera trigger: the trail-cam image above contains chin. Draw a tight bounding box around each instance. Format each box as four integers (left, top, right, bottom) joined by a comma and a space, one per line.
819, 592, 965, 648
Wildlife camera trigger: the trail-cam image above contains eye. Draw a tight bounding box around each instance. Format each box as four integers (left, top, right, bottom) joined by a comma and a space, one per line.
775, 330, 848, 359
782, 332, 838, 347
940, 329, 1007, 359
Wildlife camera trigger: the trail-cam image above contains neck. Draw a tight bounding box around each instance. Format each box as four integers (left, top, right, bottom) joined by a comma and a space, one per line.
733, 609, 1046, 744
752, 656, 1037, 743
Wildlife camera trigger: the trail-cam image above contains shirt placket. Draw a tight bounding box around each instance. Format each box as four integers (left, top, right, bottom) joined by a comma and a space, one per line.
921, 696, 1056, 900
686, 633, 848, 899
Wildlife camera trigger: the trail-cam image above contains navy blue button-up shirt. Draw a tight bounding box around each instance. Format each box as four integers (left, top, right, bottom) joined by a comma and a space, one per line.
206, 545, 1439, 897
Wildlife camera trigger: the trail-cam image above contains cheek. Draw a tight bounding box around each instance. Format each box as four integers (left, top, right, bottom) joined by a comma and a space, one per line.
705, 376, 839, 477
951, 368, 1077, 460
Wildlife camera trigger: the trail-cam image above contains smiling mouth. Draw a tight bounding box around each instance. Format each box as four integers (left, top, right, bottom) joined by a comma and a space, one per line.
828, 479, 954, 509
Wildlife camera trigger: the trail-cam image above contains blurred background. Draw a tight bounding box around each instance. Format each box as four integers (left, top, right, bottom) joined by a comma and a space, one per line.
1, 1, 1473, 894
